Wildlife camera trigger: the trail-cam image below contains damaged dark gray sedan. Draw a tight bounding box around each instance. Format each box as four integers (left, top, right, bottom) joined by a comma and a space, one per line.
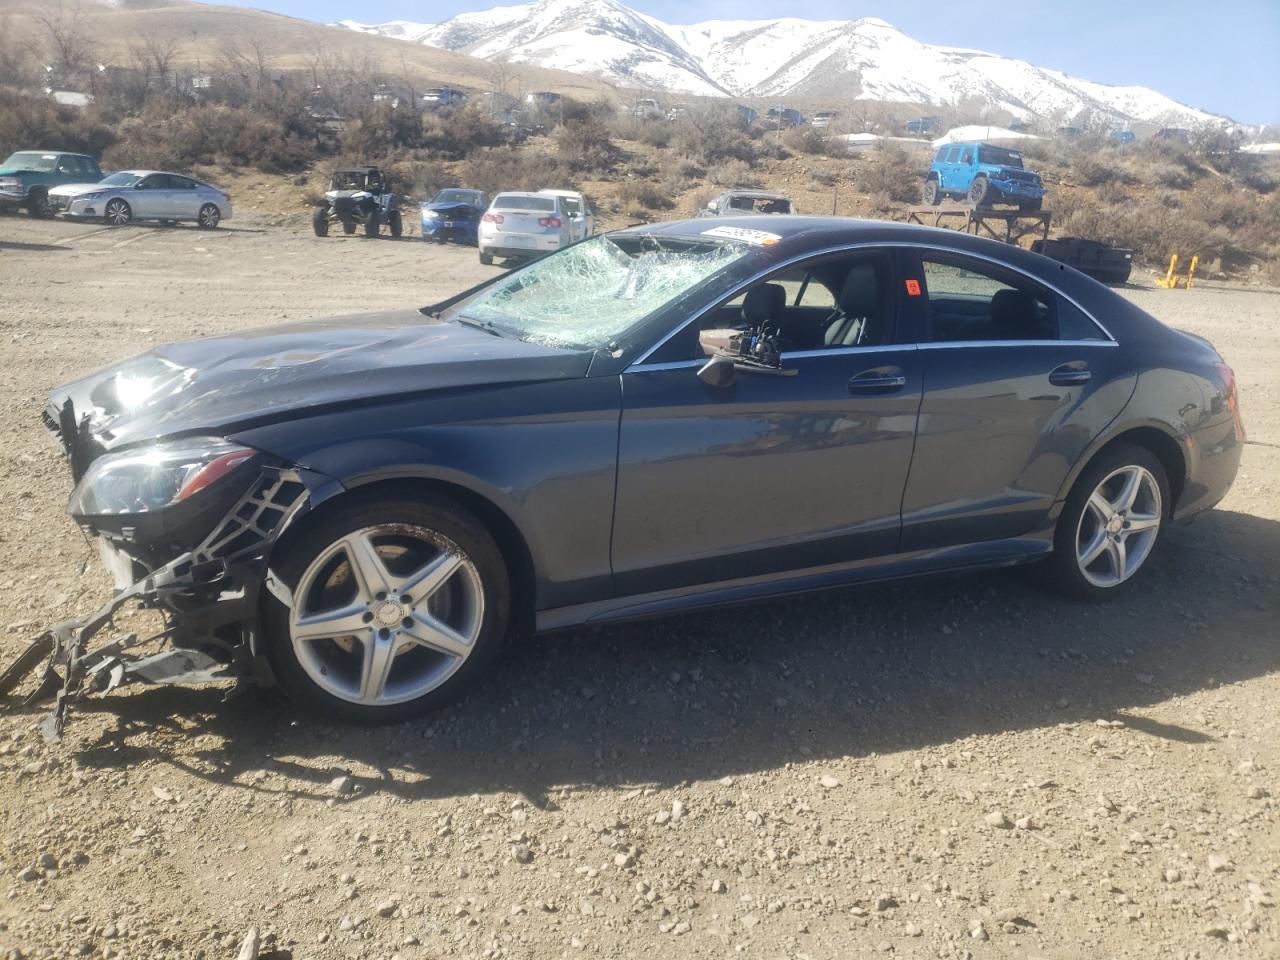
6, 217, 1244, 733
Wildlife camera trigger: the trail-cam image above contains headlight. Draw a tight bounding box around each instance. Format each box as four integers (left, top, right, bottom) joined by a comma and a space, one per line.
422, 208, 439, 218
76, 191, 106, 201
68, 438, 256, 517
0, 178, 21, 191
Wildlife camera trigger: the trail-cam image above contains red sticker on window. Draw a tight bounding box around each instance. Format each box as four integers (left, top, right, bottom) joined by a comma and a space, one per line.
905, 279, 922, 296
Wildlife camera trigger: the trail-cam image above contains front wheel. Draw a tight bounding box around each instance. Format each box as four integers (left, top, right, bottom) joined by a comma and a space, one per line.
1041, 445, 1170, 601
388, 210, 403, 238
364, 211, 380, 238
479, 250, 494, 265
197, 203, 221, 229
921, 178, 940, 205
312, 207, 329, 237
967, 176, 990, 206
262, 497, 511, 723
25, 190, 50, 218
104, 198, 132, 226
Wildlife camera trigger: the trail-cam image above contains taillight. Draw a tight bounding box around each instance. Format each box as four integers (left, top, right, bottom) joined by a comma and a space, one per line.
538, 216, 562, 228
1214, 362, 1245, 441
482, 212, 504, 224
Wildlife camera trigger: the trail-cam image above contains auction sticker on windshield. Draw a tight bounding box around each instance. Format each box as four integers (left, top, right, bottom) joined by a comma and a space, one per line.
700, 226, 782, 245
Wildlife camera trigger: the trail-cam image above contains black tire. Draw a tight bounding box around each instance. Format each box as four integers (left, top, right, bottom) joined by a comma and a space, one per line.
364, 211, 380, 238
1020, 197, 1043, 213
25, 189, 50, 218
312, 207, 329, 237
967, 176, 990, 206
1039, 444, 1171, 602
197, 204, 221, 229
921, 178, 940, 205
342, 220, 356, 235
389, 210, 403, 239
104, 198, 132, 226
262, 495, 511, 724
479, 251, 494, 265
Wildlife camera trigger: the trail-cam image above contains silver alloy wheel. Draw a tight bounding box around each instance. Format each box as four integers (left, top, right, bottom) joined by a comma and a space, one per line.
1075, 465, 1163, 588
289, 524, 485, 706
105, 199, 131, 226
199, 203, 220, 228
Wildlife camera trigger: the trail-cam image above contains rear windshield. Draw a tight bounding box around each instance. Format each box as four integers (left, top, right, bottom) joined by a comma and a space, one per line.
494, 194, 555, 212
433, 189, 481, 204
2, 152, 58, 172
977, 146, 1024, 168
100, 172, 142, 187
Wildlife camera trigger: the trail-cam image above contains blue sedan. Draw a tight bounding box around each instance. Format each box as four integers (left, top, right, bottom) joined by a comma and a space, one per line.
420, 188, 488, 245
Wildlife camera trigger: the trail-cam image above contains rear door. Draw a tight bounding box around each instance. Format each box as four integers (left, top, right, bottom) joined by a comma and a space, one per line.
167, 175, 201, 219
897, 250, 1134, 550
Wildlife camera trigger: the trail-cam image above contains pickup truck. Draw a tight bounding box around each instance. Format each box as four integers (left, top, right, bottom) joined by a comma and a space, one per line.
0, 150, 103, 217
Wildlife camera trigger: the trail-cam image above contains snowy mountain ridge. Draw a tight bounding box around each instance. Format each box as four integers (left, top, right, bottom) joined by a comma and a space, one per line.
337, 0, 1227, 127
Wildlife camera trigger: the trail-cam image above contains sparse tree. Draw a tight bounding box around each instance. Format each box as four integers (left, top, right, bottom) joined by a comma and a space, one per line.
35, 1, 91, 77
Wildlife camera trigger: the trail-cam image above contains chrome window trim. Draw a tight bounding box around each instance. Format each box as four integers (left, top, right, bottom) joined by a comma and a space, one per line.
623, 343, 916, 375
627, 239, 1115, 370
919, 339, 1118, 350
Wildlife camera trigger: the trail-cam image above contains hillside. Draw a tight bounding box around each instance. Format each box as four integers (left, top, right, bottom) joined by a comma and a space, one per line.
341, 0, 1230, 129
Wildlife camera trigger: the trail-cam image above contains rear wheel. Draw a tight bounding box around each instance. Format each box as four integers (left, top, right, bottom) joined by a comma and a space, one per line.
104, 198, 132, 226
263, 497, 510, 723
967, 176, 990, 206
342, 220, 356, 235
364, 211, 380, 238
921, 178, 940, 205
1041, 444, 1170, 601
312, 207, 329, 237
479, 251, 494, 265
197, 203, 221, 229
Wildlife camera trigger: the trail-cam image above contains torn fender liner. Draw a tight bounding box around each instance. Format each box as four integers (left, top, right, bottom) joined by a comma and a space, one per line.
0, 466, 318, 740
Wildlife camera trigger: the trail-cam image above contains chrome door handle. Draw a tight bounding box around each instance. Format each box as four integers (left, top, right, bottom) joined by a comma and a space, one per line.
849, 370, 907, 393
1049, 363, 1091, 386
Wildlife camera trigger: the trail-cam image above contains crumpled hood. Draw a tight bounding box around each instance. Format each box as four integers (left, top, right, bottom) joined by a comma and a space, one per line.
48, 182, 111, 197
48, 309, 593, 451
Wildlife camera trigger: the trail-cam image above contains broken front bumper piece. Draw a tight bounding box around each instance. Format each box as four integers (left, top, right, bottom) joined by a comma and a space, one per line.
0, 467, 315, 740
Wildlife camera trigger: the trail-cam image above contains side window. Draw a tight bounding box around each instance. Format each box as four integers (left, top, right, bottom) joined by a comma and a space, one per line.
934, 148, 947, 163
170, 176, 196, 190
137, 175, 164, 190
921, 256, 1058, 341
946, 146, 960, 162
959, 147, 973, 164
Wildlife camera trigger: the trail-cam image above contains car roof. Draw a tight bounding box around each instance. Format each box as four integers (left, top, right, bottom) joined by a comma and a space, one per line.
11, 149, 94, 157
336, 166, 379, 174
538, 189, 582, 197
719, 191, 791, 201
493, 191, 552, 200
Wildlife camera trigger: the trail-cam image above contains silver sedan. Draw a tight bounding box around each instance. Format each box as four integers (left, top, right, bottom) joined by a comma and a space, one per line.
48, 170, 232, 228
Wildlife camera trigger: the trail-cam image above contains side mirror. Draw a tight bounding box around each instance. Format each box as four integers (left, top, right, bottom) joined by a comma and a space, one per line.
705, 201, 716, 211
697, 356, 736, 388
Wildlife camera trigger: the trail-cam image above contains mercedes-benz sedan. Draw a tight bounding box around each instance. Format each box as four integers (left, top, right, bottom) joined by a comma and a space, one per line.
17, 217, 1243, 730
48, 170, 231, 228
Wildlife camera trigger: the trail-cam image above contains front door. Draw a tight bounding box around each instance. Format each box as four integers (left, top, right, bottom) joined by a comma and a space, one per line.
611, 250, 922, 596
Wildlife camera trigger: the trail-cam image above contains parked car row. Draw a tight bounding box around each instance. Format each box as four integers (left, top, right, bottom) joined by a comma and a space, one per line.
1, 149, 232, 227
416, 185, 596, 264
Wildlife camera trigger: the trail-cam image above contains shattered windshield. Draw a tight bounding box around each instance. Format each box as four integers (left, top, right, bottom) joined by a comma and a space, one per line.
448, 234, 751, 349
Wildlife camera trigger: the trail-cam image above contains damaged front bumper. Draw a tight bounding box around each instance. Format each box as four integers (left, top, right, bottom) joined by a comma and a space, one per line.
1, 458, 322, 740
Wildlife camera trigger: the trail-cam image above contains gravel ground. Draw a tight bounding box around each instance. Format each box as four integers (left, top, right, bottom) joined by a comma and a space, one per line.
0, 213, 1276, 960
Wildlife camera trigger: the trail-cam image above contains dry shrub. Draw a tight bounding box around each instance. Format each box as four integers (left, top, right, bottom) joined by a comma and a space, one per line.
0, 90, 118, 158
672, 113, 757, 166
616, 179, 674, 217
420, 108, 504, 159
707, 158, 760, 188
384, 159, 458, 201
857, 141, 923, 203
554, 115, 617, 173
465, 148, 575, 194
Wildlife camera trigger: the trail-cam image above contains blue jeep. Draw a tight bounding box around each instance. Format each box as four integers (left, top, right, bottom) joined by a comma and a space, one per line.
922, 142, 1045, 211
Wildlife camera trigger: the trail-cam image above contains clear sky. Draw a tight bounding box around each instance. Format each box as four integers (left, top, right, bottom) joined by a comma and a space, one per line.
220, 0, 1279, 122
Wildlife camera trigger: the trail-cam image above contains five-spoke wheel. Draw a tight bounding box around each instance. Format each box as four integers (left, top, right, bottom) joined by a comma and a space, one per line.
1044, 444, 1170, 600
264, 497, 510, 722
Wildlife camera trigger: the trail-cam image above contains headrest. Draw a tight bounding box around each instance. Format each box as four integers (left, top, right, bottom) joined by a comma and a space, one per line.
838, 264, 878, 316
742, 283, 786, 326
989, 288, 1035, 337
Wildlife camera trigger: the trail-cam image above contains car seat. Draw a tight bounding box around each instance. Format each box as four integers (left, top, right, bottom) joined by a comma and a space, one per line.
988, 288, 1038, 340
824, 263, 880, 347
741, 283, 786, 333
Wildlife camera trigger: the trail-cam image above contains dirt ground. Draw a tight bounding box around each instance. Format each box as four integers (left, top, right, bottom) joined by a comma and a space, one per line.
0, 211, 1276, 960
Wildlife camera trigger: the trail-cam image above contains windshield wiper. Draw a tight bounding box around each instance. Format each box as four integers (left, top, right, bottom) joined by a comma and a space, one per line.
455, 316, 506, 338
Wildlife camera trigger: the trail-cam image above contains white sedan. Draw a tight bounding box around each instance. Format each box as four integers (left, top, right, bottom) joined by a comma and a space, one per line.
48, 170, 232, 228
477, 192, 572, 265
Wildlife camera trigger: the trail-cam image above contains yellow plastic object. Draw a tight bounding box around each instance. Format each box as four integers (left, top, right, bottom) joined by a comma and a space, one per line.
1155, 254, 1199, 289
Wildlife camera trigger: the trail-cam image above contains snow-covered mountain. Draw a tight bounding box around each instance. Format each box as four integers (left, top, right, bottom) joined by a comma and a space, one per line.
337, 0, 1227, 127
